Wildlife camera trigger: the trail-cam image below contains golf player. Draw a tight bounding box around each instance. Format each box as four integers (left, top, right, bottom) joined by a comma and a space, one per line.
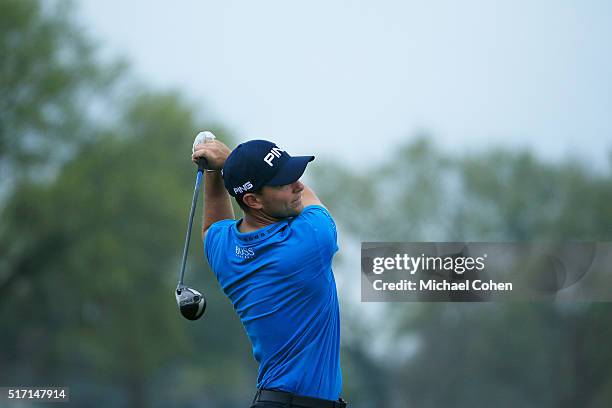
192, 137, 345, 408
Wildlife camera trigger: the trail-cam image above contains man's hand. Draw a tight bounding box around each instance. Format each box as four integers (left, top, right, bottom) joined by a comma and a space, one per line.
192, 139, 231, 171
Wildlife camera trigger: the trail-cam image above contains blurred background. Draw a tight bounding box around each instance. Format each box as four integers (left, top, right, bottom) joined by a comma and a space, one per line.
1, 0, 612, 407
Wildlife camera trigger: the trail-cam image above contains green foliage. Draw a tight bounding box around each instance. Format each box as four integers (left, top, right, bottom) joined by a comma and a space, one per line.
457, 150, 612, 240
0, 90, 255, 406
314, 136, 612, 407
0, 1, 253, 406
0, 0, 121, 189
2, 1, 612, 407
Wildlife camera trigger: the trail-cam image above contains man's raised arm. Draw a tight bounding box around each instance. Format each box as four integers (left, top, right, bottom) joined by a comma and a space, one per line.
191, 139, 235, 240
301, 184, 326, 209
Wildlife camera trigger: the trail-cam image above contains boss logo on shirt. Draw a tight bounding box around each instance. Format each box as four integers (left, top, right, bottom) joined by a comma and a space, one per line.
263, 147, 283, 167
235, 245, 255, 259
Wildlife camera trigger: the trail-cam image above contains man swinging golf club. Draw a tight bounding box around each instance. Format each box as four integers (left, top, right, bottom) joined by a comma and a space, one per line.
192, 133, 345, 408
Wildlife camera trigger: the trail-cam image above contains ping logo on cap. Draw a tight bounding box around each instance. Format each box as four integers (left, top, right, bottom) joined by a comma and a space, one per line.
264, 147, 284, 167
233, 181, 254, 195
222, 139, 314, 197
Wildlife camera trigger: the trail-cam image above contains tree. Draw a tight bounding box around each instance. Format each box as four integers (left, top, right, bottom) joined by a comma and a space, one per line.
0, 0, 120, 195
313, 136, 612, 407
0, 2, 256, 406
0, 90, 256, 407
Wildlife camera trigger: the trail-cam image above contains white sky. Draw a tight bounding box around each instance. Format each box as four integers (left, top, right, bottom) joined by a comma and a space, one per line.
78, 0, 612, 169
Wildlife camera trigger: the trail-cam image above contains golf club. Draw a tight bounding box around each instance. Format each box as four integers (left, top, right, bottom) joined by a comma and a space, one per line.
175, 131, 215, 320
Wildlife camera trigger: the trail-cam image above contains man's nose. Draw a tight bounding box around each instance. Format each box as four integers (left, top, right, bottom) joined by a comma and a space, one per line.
293, 180, 304, 192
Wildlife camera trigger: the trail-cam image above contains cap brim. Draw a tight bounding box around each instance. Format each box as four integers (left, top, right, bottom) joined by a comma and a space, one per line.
266, 155, 314, 186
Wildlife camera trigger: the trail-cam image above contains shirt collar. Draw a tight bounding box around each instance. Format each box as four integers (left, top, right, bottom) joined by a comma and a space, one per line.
232, 218, 289, 244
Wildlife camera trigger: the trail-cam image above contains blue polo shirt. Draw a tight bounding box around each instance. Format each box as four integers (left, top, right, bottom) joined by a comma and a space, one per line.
204, 205, 342, 400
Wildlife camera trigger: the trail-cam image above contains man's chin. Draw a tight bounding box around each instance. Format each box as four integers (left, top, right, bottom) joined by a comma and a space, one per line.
288, 202, 304, 217
270, 206, 302, 219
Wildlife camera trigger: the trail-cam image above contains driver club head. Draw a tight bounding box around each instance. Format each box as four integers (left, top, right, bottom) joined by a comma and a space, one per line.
176, 286, 206, 320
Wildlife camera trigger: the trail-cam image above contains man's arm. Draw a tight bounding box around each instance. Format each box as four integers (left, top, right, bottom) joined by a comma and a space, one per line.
301, 184, 326, 209
191, 139, 235, 240
298, 184, 338, 263
202, 171, 234, 238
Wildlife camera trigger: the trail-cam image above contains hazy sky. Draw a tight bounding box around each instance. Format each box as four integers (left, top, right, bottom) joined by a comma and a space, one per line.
78, 0, 612, 168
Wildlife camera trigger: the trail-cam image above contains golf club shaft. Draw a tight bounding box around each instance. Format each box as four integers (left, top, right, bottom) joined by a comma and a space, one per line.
177, 168, 204, 287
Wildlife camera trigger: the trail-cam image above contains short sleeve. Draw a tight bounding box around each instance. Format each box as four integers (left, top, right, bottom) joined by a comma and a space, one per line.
204, 219, 233, 268
296, 205, 339, 262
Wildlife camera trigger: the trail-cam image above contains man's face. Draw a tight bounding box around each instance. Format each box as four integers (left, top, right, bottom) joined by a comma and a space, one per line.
258, 180, 305, 219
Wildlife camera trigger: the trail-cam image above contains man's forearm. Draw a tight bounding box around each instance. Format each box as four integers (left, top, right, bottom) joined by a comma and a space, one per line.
302, 184, 325, 209
203, 171, 234, 236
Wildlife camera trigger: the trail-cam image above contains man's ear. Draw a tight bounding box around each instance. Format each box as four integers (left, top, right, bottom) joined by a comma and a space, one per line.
242, 193, 263, 210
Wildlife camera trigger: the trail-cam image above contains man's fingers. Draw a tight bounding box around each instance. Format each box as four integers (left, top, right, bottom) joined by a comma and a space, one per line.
192, 152, 205, 162
190, 140, 227, 170
192, 143, 211, 156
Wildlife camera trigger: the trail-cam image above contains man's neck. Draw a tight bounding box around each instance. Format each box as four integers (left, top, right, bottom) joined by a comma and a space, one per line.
238, 211, 282, 233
